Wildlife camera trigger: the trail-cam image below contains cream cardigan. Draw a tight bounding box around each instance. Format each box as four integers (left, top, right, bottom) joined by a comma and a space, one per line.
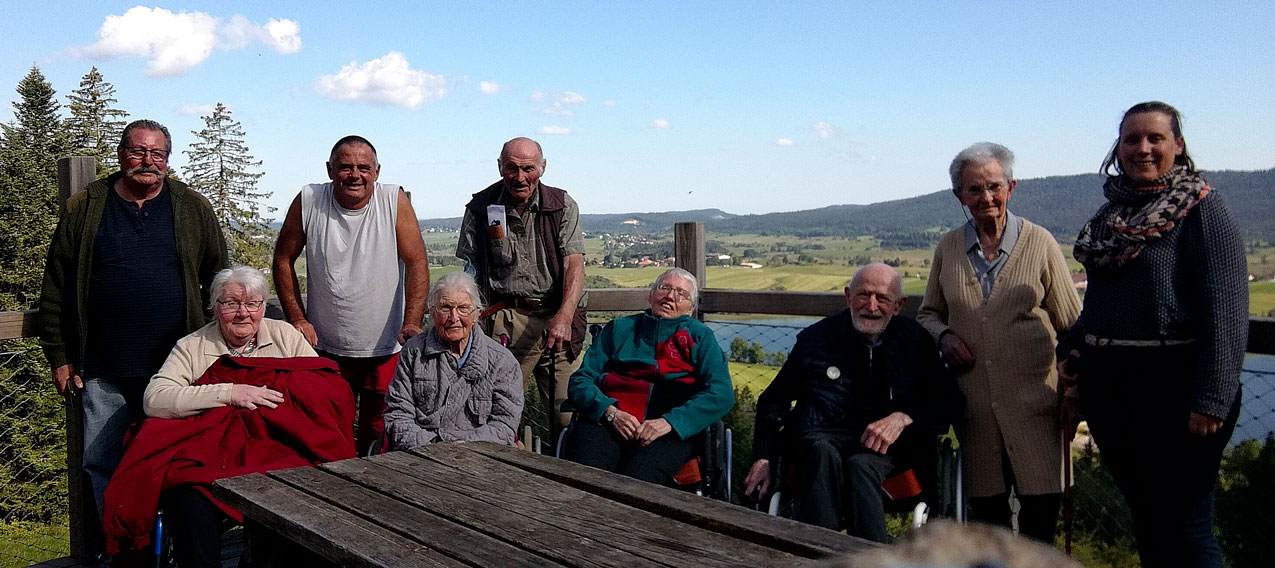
143, 318, 317, 419
918, 219, 1081, 497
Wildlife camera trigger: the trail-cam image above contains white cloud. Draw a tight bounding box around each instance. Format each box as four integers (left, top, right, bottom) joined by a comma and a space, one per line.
602, 99, 617, 107
538, 125, 571, 135
557, 91, 587, 105
813, 122, 836, 139
73, 7, 301, 76
530, 90, 546, 102
177, 103, 216, 116
479, 81, 502, 95
776, 138, 795, 147
652, 119, 670, 129
315, 52, 447, 110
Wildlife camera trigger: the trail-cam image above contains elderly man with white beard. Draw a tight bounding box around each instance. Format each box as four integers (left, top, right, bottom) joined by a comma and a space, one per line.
743, 263, 962, 543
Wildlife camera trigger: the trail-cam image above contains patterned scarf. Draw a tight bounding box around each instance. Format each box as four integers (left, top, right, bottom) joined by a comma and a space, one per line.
1073, 166, 1209, 270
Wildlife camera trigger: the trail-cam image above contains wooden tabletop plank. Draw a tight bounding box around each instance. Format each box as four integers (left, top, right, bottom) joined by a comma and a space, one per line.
321, 455, 657, 568
268, 466, 565, 568
212, 472, 467, 568
465, 442, 874, 558
393, 446, 808, 568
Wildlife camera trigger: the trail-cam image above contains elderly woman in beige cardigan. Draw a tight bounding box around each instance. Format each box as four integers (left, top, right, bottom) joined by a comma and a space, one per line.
918, 142, 1081, 543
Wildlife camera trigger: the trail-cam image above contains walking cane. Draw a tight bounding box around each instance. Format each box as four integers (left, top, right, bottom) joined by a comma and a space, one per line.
536, 331, 559, 455
1063, 419, 1074, 557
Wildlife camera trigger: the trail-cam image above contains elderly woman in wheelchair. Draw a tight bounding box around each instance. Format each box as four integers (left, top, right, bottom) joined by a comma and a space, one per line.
563, 268, 734, 484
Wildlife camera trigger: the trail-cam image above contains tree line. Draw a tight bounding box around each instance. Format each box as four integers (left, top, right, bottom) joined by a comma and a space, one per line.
0, 65, 272, 536
0, 64, 273, 316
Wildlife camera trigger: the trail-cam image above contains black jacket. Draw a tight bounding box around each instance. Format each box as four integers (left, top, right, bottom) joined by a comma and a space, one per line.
753, 311, 963, 461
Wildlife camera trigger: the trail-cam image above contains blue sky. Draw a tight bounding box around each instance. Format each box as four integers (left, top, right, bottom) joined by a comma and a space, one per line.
3, 2, 1273, 220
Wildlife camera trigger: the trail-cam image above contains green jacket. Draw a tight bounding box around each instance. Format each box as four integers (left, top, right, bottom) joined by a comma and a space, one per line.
37, 173, 228, 370
567, 311, 734, 439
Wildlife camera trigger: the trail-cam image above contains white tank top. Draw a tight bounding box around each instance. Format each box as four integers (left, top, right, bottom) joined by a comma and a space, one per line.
301, 182, 405, 357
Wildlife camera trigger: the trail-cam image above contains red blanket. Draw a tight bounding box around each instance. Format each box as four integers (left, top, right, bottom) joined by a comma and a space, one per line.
102, 356, 355, 554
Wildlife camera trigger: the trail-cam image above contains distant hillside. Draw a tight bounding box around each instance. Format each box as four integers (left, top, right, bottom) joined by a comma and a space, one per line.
298, 169, 1273, 243
707, 168, 1275, 245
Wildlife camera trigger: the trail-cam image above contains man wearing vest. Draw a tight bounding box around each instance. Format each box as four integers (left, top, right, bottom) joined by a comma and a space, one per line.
273, 135, 430, 455
457, 137, 586, 451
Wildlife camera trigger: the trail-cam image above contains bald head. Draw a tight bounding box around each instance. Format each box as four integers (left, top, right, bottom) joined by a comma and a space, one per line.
497, 137, 547, 204
845, 263, 905, 342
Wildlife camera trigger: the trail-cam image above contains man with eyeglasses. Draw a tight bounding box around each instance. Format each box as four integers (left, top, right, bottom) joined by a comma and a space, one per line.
273, 135, 429, 455
457, 137, 586, 451
38, 119, 228, 520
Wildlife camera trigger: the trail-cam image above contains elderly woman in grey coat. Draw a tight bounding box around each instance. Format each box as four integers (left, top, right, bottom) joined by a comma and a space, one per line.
383, 272, 524, 449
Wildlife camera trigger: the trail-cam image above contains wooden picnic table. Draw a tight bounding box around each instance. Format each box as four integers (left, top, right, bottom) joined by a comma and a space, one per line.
211, 441, 877, 567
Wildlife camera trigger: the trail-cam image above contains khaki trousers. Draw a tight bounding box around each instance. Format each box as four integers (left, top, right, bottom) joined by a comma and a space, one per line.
489, 307, 582, 445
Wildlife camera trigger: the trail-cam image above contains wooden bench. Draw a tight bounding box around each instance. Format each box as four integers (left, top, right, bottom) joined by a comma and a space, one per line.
212, 442, 878, 567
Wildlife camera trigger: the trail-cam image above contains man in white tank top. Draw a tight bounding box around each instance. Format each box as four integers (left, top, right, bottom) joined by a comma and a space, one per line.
272, 136, 429, 454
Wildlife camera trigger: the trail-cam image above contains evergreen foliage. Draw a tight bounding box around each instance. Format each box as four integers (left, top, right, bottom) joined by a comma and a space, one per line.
0, 66, 70, 530
64, 67, 128, 178
0, 66, 67, 311
183, 103, 274, 268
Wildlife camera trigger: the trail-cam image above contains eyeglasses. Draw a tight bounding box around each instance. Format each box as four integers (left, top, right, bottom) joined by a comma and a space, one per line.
656, 283, 692, 301
122, 146, 169, 162
217, 300, 265, 312
435, 304, 476, 317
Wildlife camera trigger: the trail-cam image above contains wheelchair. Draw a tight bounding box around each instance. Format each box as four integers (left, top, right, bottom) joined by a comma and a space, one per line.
764, 429, 963, 531
555, 401, 733, 501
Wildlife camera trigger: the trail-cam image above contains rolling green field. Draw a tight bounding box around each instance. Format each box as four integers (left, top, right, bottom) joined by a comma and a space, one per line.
422, 230, 1275, 316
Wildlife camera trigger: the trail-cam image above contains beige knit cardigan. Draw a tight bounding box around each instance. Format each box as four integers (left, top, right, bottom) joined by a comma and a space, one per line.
917, 220, 1081, 497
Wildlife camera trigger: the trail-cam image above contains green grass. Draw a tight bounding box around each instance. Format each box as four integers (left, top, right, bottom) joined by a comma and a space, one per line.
1250, 280, 1275, 317
0, 522, 68, 568
730, 361, 781, 395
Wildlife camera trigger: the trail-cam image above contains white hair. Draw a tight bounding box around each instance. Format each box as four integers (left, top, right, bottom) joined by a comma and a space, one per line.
650, 268, 699, 306
949, 142, 1015, 190
209, 266, 269, 309
428, 272, 485, 312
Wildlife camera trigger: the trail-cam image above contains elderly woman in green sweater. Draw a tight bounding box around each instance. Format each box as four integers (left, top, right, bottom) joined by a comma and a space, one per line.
917, 142, 1081, 543
565, 268, 735, 484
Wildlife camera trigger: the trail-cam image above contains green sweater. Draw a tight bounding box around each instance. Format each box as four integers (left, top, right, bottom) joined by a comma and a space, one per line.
567, 311, 734, 439
37, 173, 228, 370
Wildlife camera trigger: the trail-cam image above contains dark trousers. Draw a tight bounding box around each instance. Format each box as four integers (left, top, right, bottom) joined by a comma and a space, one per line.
967, 443, 1062, 542
564, 420, 693, 484
1079, 344, 1239, 568
160, 486, 228, 568
793, 430, 898, 543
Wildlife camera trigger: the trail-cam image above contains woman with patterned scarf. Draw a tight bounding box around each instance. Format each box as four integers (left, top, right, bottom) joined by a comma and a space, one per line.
1058, 101, 1247, 568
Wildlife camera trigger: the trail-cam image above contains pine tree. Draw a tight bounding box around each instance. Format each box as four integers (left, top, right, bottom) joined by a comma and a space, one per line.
0, 65, 68, 310
183, 103, 274, 267
65, 66, 129, 177
0, 66, 70, 526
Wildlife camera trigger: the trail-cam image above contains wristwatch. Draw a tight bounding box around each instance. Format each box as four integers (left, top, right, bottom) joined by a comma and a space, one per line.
604, 407, 617, 423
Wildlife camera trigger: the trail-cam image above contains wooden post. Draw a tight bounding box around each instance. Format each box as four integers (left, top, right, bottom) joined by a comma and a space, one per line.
673, 222, 706, 288
674, 222, 707, 320
57, 156, 96, 205
57, 156, 102, 561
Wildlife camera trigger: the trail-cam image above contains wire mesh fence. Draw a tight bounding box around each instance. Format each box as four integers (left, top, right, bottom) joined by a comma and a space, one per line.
0, 338, 70, 568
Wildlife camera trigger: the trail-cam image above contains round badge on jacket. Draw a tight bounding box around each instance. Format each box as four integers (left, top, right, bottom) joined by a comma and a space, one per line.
826, 366, 841, 380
